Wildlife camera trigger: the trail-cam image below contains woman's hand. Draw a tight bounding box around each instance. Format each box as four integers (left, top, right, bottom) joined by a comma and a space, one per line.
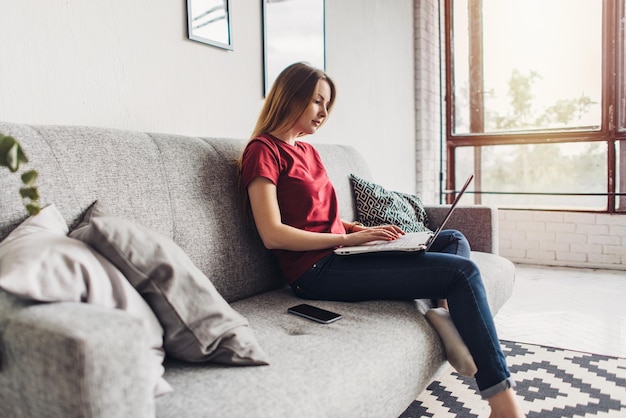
343, 224, 405, 246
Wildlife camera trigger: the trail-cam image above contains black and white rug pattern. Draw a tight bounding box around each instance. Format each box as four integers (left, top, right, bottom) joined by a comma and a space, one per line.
401, 340, 626, 417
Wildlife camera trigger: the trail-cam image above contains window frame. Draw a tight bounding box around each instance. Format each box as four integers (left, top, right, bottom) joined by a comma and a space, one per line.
444, 0, 626, 213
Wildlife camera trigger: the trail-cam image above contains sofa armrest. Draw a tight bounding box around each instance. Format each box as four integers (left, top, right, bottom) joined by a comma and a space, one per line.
0, 296, 155, 418
424, 205, 499, 254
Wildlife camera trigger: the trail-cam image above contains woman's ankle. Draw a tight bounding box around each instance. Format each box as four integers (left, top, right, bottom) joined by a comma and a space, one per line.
487, 388, 525, 418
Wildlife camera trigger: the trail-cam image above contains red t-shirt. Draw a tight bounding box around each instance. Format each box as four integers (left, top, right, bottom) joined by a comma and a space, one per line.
240, 133, 345, 284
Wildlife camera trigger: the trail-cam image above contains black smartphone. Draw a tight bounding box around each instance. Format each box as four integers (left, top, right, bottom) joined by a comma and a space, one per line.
287, 303, 342, 324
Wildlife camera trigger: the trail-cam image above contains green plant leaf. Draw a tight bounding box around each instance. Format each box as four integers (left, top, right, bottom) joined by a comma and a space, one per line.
0, 135, 29, 172
0, 135, 13, 163
21, 169, 39, 186
20, 186, 40, 200
2, 133, 40, 217
26, 202, 41, 216
2, 142, 19, 172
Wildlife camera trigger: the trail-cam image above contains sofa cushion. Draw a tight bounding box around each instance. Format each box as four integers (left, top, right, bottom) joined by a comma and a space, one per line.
350, 174, 431, 232
0, 204, 170, 396
70, 201, 269, 366
157, 288, 444, 418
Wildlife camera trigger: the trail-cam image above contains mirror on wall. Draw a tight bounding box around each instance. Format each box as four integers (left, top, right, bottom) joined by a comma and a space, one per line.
187, 0, 232, 50
263, 0, 326, 95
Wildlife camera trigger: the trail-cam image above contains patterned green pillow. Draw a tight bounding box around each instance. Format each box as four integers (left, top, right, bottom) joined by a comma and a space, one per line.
349, 174, 431, 233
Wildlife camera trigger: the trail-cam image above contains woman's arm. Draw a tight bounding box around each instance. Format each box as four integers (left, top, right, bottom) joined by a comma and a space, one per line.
247, 177, 402, 251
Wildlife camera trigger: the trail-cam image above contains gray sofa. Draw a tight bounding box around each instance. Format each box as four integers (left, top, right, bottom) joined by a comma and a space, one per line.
0, 121, 515, 418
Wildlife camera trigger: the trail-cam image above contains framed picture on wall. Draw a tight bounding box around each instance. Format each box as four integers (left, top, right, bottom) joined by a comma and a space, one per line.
262, 0, 326, 95
187, 0, 233, 50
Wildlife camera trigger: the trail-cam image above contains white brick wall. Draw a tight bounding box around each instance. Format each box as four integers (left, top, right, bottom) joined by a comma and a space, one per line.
414, 0, 443, 203
499, 209, 626, 270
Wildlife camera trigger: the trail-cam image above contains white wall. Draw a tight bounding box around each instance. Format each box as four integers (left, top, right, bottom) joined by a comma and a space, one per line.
0, 2, 263, 138
0, 0, 416, 193
322, 1, 416, 192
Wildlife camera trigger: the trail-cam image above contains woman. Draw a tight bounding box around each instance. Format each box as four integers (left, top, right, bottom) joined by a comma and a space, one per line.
238, 62, 524, 418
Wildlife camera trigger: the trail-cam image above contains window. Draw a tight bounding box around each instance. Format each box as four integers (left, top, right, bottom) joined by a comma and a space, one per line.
445, 0, 626, 212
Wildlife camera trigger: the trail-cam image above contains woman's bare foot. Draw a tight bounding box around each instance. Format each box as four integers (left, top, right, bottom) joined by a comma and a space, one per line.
487, 388, 525, 418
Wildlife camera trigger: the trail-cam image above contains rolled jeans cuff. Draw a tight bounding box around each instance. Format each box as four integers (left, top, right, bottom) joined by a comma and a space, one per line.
480, 377, 516, 399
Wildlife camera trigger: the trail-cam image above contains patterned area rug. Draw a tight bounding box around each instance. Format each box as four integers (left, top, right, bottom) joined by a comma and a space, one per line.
400, 340, 626, 418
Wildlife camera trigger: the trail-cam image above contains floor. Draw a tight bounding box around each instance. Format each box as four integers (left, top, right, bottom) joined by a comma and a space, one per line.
494, 263, 626, 358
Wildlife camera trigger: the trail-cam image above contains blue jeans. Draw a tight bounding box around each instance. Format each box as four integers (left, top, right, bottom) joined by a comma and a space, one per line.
291, 230, 514, 398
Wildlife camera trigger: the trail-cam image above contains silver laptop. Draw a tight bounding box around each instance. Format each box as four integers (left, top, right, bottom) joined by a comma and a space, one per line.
334, 174, 474, 255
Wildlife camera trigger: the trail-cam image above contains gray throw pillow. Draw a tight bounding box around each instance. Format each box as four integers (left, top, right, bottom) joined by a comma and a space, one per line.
349, 174, 431, 233
0, 204, 170, 396
70, 201, 269, 366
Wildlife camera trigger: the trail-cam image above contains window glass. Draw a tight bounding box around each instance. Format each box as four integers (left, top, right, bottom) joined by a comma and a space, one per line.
453, 0, 602, 134
455, 142, 608, 210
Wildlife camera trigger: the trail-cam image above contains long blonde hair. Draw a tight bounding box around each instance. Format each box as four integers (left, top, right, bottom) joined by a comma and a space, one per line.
250, 62, 336, 139
237, 62, 336, 221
